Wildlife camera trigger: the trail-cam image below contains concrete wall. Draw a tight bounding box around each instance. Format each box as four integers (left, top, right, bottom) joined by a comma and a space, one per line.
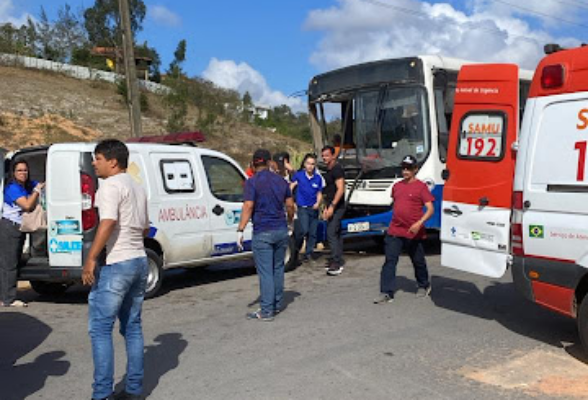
0, 53, 170, 95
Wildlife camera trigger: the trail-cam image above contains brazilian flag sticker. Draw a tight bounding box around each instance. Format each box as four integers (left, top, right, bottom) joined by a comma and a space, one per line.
529, 225, 544, 239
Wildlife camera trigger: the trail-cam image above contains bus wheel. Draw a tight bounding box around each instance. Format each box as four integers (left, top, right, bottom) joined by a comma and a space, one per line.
30, 281, 69, 296
145, 248, 163, 299
577, 295, 588, 352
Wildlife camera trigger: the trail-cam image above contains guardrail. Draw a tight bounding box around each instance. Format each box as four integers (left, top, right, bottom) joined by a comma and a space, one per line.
0, 53, 170, 95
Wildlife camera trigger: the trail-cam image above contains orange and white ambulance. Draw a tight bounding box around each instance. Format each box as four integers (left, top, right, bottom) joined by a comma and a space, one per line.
440, 45, 588, 349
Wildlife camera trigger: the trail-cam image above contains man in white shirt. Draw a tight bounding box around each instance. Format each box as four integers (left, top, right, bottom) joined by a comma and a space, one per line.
82, 139, 150, 400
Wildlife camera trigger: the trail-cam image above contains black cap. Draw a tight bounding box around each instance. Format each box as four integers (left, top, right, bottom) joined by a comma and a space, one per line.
401, 155, 418, 168
253, 149, 271, 166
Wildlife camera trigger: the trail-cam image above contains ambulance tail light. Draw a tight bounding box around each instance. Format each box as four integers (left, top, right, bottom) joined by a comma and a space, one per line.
81, 173, 97, 230
511, 191, 525, 256
513, 191, 523, 211
511, 223, 525, 256
541, 64, 564, 89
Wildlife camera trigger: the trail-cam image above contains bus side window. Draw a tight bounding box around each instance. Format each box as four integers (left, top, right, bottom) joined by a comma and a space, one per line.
434, 89, 450, 163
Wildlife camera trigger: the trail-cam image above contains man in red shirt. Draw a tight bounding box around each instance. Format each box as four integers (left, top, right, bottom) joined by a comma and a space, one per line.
374, 155, 435, 303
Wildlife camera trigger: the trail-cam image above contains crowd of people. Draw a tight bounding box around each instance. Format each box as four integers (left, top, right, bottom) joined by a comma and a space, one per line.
1, 138, 435, 399
239, 144, 435, 322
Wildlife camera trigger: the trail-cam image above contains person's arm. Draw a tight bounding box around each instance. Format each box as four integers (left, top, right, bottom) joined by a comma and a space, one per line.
14, 182, 44, 212
290, 181, 298, 192
314, 191, 323, 210
82, 219, 117, 285
408, 201, 434, 234
324, 177, 345, 220
238, 201, 254, 232
286, 197, 295, 224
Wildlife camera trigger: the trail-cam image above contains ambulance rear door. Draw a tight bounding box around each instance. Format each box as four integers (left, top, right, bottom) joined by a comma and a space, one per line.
440, 64, 520, 278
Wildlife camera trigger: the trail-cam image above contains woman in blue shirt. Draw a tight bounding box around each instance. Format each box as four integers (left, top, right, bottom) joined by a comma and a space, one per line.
0, 160, 44, 307
290, 154, 323, 263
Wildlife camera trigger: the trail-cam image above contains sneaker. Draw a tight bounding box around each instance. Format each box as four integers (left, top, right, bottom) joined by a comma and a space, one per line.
416, 286, 432, 298
326, 264, 344, 276
373, 293, 394, 304
3, 300, 28, 307
300, 255, 309, 264
246, 310, 274, 322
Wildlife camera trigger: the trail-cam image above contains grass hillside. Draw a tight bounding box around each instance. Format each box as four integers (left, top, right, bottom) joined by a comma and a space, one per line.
0, 66, 312, 166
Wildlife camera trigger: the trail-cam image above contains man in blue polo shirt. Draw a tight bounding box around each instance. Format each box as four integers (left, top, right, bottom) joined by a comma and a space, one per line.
291, 153, 323, 263
238, 149, 295, 321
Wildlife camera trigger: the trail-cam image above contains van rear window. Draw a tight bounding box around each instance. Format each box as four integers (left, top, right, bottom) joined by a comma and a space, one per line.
457, 112, 506, 161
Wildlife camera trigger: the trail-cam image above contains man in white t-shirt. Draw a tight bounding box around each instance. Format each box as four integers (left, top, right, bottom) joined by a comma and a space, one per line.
82, 139, 149, 400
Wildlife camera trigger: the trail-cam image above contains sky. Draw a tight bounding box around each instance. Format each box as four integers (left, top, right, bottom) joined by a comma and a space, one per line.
1, 0, 588, 112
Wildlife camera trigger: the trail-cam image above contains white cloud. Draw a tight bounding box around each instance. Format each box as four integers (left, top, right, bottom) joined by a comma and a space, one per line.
304, 0, 583, 71
0, 0, 32, 26
149, 5, 182, 28
202, 58, 305, 113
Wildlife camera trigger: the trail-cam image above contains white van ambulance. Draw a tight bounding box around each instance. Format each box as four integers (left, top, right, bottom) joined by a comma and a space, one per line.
440, 45, 588, 350
1, 142, 254, 298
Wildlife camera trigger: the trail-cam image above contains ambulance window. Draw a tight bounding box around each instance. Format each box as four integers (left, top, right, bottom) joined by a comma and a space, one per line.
160, 159, 195, 193
457, 112, 506, 161
201, 156, 245, 203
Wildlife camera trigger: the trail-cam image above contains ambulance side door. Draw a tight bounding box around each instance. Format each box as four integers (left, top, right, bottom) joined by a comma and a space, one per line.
440, 64, 520, 278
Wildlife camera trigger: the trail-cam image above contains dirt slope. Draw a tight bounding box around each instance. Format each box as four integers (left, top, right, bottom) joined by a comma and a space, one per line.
0, 66, 311, 166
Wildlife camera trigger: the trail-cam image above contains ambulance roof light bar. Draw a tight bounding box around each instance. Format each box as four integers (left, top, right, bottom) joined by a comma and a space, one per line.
544, 43, 566, 55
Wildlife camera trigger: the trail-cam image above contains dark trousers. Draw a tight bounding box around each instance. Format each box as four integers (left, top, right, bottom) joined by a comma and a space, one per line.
380, 235, 429, 295
327, 207, 345, 265
0, 219, 25, 304
294, 207, 319, 257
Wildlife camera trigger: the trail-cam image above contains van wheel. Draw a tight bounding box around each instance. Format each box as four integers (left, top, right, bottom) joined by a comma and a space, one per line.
578, 295, 588, 352
145, 248, 163, 299
30, 281, 69, 296
285, 233, 299, 272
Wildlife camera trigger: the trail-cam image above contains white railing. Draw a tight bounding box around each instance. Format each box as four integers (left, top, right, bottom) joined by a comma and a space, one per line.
0, 53, 170, 95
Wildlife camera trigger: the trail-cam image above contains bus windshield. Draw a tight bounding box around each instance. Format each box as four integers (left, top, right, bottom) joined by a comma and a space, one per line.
356, 86, 430, 171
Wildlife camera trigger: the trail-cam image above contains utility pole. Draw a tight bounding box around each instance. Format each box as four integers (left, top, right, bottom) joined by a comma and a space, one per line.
119, 0, 142, 137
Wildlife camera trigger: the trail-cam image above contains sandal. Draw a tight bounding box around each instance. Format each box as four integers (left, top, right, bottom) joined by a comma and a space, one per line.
3, 300, 28, 308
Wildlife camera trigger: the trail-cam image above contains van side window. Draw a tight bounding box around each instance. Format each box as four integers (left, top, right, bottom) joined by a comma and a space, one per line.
201, 156, 245, 203
457, 112, 506, 161
160, 159, 196, 193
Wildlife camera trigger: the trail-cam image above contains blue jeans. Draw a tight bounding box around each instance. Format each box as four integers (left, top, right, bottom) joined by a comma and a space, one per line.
88, 256, 149, 399
294, 207, 319, 257
252, 229, 289, 317
380, 235, 429, 295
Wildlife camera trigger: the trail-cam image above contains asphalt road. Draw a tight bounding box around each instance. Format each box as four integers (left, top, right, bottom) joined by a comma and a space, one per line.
1, 239, 587, 400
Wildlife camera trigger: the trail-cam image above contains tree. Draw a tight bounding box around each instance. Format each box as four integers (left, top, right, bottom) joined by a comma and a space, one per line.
168, 39, 186, 78
83, 0, 146, 47
242, 91, 253, 108
37, 7, 60, 60
53, 4, 87, 61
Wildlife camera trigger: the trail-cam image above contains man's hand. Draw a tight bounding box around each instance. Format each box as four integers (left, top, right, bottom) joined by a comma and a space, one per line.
312, 202, 320, 210
237, 231, 244, 251
323, 206, 334, 220
409, 221, 423, 235
82, 258, 97, 286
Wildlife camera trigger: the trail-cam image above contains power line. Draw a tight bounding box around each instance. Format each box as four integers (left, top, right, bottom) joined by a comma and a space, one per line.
550, 0, 588, 11
494, 0, 588, 29
360, 0, 542, 44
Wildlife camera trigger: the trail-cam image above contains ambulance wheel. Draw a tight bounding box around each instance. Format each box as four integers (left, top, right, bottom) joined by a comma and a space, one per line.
577, 295, 588, 352
30, 281, 69, 296
285, 233, 298, 272
145, 248, 163, 299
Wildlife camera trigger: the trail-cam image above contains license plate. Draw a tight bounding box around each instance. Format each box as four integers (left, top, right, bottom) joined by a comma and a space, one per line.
348, 222, 370, 233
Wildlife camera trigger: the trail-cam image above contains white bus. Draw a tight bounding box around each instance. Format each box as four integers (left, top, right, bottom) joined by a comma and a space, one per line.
308, 55, 533, 239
